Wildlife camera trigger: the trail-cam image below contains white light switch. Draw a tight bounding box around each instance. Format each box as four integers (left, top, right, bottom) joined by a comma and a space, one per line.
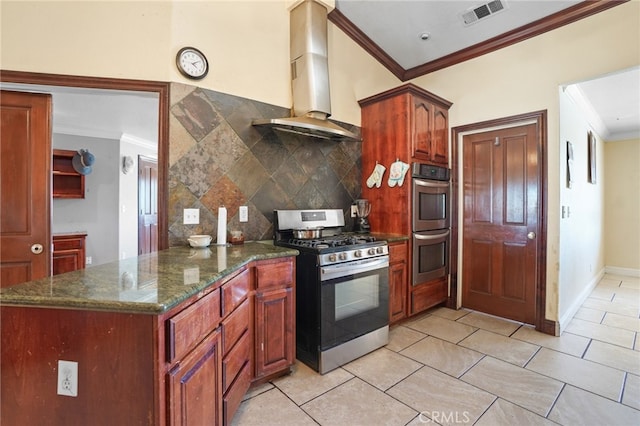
239, 206, 248, 222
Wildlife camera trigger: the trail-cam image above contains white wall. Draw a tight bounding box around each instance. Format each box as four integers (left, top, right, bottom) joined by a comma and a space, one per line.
52, 134, 120, 266
604, 138, 640, 275
557, 86, 606, 329
119, 137, 158, 261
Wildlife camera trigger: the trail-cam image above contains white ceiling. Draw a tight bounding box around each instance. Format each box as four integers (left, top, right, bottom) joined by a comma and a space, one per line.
334, 0, 639, 141
335, 0, 581, 70
0, 83, 159, 147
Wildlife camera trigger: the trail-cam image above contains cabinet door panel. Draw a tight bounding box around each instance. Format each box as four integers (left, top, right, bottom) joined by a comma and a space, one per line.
389, 262, 407, 323
52, 250, 82, 275
432, 107, 449, 165
255, 288, 294, 378
412, 99, 432, 160
167, 329, 222, 426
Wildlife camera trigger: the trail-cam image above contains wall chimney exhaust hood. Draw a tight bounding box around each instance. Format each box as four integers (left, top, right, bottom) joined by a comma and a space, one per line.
252, 0, 361, 142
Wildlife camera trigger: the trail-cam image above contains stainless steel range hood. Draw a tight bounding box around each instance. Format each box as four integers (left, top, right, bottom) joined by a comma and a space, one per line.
252, 0, 361, 142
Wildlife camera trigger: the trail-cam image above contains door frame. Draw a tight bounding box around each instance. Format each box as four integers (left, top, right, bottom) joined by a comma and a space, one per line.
450, 110, 555, 335
0, 70, 170, 251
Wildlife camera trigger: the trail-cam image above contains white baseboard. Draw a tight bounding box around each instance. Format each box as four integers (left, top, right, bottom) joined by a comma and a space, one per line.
558, 268, 605, 334
604, 266, 640, 277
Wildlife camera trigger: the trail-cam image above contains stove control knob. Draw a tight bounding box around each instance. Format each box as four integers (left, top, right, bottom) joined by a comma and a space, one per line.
353, 250, 362, 258
328, 254, 337, 263
338, 252, 347, 261
376, 247, 384, 254
367, 248, 376, 256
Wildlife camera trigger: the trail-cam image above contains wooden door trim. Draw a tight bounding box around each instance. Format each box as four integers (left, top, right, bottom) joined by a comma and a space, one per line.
450, 110, 555, 335
0, 70, 169, 251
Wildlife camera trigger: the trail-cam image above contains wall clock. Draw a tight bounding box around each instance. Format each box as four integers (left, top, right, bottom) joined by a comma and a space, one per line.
176, 47, 209, 80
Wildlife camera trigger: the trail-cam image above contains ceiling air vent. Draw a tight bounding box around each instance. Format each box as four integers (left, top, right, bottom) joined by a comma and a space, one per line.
462, 0, 507, 26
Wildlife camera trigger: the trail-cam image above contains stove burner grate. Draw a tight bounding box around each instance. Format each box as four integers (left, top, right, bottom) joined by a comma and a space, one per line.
286, 234, 377, 249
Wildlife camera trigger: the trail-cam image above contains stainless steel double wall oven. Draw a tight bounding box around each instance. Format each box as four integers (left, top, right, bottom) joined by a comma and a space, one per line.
412, 163, 451, 286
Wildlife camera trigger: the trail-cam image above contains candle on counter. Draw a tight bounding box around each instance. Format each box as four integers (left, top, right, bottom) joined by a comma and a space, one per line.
216, 205, 227, 245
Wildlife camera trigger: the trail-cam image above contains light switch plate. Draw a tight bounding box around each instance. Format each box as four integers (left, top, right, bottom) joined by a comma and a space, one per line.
239, 206, 248, 222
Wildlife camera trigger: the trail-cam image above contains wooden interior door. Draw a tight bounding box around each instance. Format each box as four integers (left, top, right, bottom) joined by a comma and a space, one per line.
462, 124, 539, 324
138, 155, 158, 255
0, 91, 51, 287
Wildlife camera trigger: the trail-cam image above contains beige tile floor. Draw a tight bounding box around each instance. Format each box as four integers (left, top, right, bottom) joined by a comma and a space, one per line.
232, 274, 640, 425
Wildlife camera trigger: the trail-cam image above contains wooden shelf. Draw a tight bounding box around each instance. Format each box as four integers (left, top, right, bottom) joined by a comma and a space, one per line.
52, 149, 84, 198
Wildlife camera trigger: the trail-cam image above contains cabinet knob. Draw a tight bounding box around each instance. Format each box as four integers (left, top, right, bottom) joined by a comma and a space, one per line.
31, 243, 44, 254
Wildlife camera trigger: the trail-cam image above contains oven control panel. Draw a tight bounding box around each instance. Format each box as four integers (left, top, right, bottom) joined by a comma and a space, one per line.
320, 244, 388, 266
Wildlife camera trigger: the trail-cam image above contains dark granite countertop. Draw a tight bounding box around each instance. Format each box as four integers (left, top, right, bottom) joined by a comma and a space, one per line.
0, 243, 298, 315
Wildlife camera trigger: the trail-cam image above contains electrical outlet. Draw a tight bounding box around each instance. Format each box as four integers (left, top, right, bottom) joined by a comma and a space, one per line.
350, 205, 358, 218
239, 206, 248, 222
57, 360, 78, 397
183, 208, 199, 225
86, 256, 92, 265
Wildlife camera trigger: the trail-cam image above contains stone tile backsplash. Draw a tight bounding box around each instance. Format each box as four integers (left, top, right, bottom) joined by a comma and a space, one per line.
168, 83, 362, 246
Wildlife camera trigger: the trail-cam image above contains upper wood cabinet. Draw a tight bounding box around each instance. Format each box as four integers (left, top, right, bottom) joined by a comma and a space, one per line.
412, 98, 449, 165
359, 83, 452, 167
52, 149, 84, 198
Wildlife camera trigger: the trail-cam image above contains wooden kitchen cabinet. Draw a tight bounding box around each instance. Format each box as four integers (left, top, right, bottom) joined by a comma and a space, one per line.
167, 329, 223, 426
388, 241, 408, 324
412, 97, 449, 165
166, 286, 222, 425
253, 258, 295, 380
52, 149, 84, 198
220, 268, 252, 425
359, 84, 452, 318
52, 233, 87, 275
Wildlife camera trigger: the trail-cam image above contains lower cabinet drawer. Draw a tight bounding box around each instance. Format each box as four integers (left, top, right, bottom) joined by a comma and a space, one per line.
220, 297, 250, 356
222, 330, 250, 394
223, 360, 251, 425
411, 277, 447, 314
166, 290, 221, 363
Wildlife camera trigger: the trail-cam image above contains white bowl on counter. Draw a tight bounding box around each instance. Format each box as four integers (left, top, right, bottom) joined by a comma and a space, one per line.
188, 235, 212, 248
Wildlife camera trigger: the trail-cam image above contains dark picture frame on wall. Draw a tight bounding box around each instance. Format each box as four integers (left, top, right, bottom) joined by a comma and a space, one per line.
588, 131, 597, 184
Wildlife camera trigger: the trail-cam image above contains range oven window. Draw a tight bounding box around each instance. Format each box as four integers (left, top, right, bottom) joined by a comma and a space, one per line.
334, 275, 380, 321
320, 262, 389, 350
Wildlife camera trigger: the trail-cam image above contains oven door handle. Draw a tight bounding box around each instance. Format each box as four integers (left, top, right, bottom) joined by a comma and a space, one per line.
414, 179, 450, 188
321, 257, 389, 281
414, 230, 450, 240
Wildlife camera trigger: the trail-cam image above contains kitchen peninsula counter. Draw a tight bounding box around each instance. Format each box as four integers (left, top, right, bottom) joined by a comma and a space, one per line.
1, 242, 298, 425
0, 242, 298, 313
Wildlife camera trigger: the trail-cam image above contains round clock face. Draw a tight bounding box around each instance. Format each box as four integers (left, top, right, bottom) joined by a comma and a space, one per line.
176, 47, 208, 80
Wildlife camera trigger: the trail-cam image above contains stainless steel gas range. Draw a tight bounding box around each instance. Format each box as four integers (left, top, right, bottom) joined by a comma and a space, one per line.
274, 209, 389, 374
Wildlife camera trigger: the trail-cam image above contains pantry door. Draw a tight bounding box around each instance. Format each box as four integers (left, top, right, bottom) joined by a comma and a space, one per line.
0, 91, 52, 287
462, 122, 540, 324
